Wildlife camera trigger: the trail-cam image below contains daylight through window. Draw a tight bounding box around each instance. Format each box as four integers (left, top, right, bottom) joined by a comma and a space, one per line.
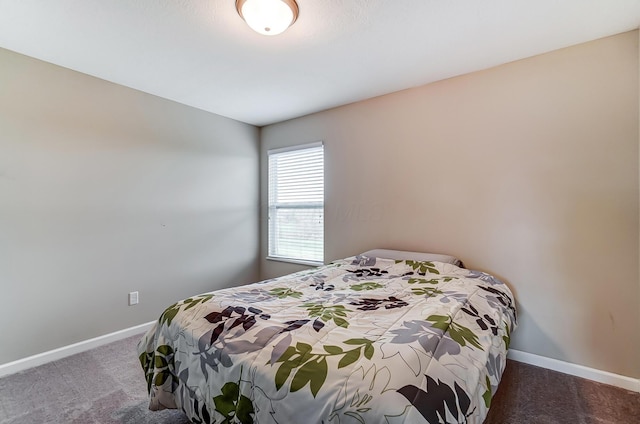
268, 142, 324, 264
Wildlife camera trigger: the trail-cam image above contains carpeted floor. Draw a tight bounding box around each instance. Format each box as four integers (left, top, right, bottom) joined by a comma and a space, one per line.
0, 335, 187, 424
485, 358, 639, 424
0, 334, 638, 423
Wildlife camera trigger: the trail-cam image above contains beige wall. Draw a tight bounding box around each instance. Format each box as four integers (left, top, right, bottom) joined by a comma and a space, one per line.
0, 48, 260, 364
260, 31, 640, 378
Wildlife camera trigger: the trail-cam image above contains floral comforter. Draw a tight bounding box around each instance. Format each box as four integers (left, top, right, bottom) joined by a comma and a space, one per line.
138, 256, 517, 424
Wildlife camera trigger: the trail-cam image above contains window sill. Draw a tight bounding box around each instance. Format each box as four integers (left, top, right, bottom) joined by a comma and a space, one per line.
266, 256, 324, 267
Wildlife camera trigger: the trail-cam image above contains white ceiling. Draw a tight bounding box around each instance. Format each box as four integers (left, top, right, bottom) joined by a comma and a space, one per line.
0, 0, 639, 126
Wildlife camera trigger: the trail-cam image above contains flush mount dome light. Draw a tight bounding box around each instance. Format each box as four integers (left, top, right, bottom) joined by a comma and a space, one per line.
236, 0, 299, 36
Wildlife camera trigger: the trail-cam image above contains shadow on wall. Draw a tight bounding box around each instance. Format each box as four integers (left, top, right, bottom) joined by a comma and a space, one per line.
508, 301, 563, 362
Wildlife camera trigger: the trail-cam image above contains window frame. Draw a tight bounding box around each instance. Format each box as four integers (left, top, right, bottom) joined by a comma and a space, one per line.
267, 141, 324, 266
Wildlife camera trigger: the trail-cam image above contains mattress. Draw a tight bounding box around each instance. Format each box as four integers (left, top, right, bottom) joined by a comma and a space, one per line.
138, 254, 517, 423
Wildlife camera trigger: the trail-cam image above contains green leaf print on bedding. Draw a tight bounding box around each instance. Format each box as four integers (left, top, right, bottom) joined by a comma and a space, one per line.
301, 303, 352, 328
408, 277, 454, 285
268, 287, 303, 299
159, 294, 214, 327
273, 338, 375, 397
291, 356, 329, 396
350, 282, 384, 291
482, 375, 492, 408
400, 260, 440, 275
213, 381, 255, 424
427, 314, 483, 350
502, 322, 511, 349
410, 287, 443, 297
139, 344, 176, 393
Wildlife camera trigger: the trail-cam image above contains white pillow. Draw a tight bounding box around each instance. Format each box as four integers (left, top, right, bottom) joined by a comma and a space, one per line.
359, 249, 462, 267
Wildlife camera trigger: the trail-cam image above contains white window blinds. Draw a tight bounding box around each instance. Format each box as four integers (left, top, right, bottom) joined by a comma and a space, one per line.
268, 142, 324, 264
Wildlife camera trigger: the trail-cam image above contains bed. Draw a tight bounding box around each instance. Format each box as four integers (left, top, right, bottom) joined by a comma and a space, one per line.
138, 250, 517, 424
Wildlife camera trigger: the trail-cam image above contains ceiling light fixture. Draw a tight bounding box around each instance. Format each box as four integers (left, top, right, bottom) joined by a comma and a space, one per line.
236, 0, 299, 36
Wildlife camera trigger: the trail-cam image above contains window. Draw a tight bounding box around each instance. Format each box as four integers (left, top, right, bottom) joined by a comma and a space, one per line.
268, 142, 324, 265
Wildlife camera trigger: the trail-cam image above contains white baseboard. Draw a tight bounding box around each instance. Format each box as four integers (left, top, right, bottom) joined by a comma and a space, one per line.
0, 321, 155, 378
2, 326, 638, 394
508, 349, 640, 393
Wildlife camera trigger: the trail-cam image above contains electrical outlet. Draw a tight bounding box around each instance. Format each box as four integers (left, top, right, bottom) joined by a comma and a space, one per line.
129, 291, 139, 306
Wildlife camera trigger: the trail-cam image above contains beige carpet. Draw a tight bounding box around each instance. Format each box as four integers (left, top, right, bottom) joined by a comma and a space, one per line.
0, 334, 638, 423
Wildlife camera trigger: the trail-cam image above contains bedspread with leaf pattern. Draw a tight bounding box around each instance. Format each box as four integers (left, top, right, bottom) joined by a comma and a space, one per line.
138, 256, 517, 424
